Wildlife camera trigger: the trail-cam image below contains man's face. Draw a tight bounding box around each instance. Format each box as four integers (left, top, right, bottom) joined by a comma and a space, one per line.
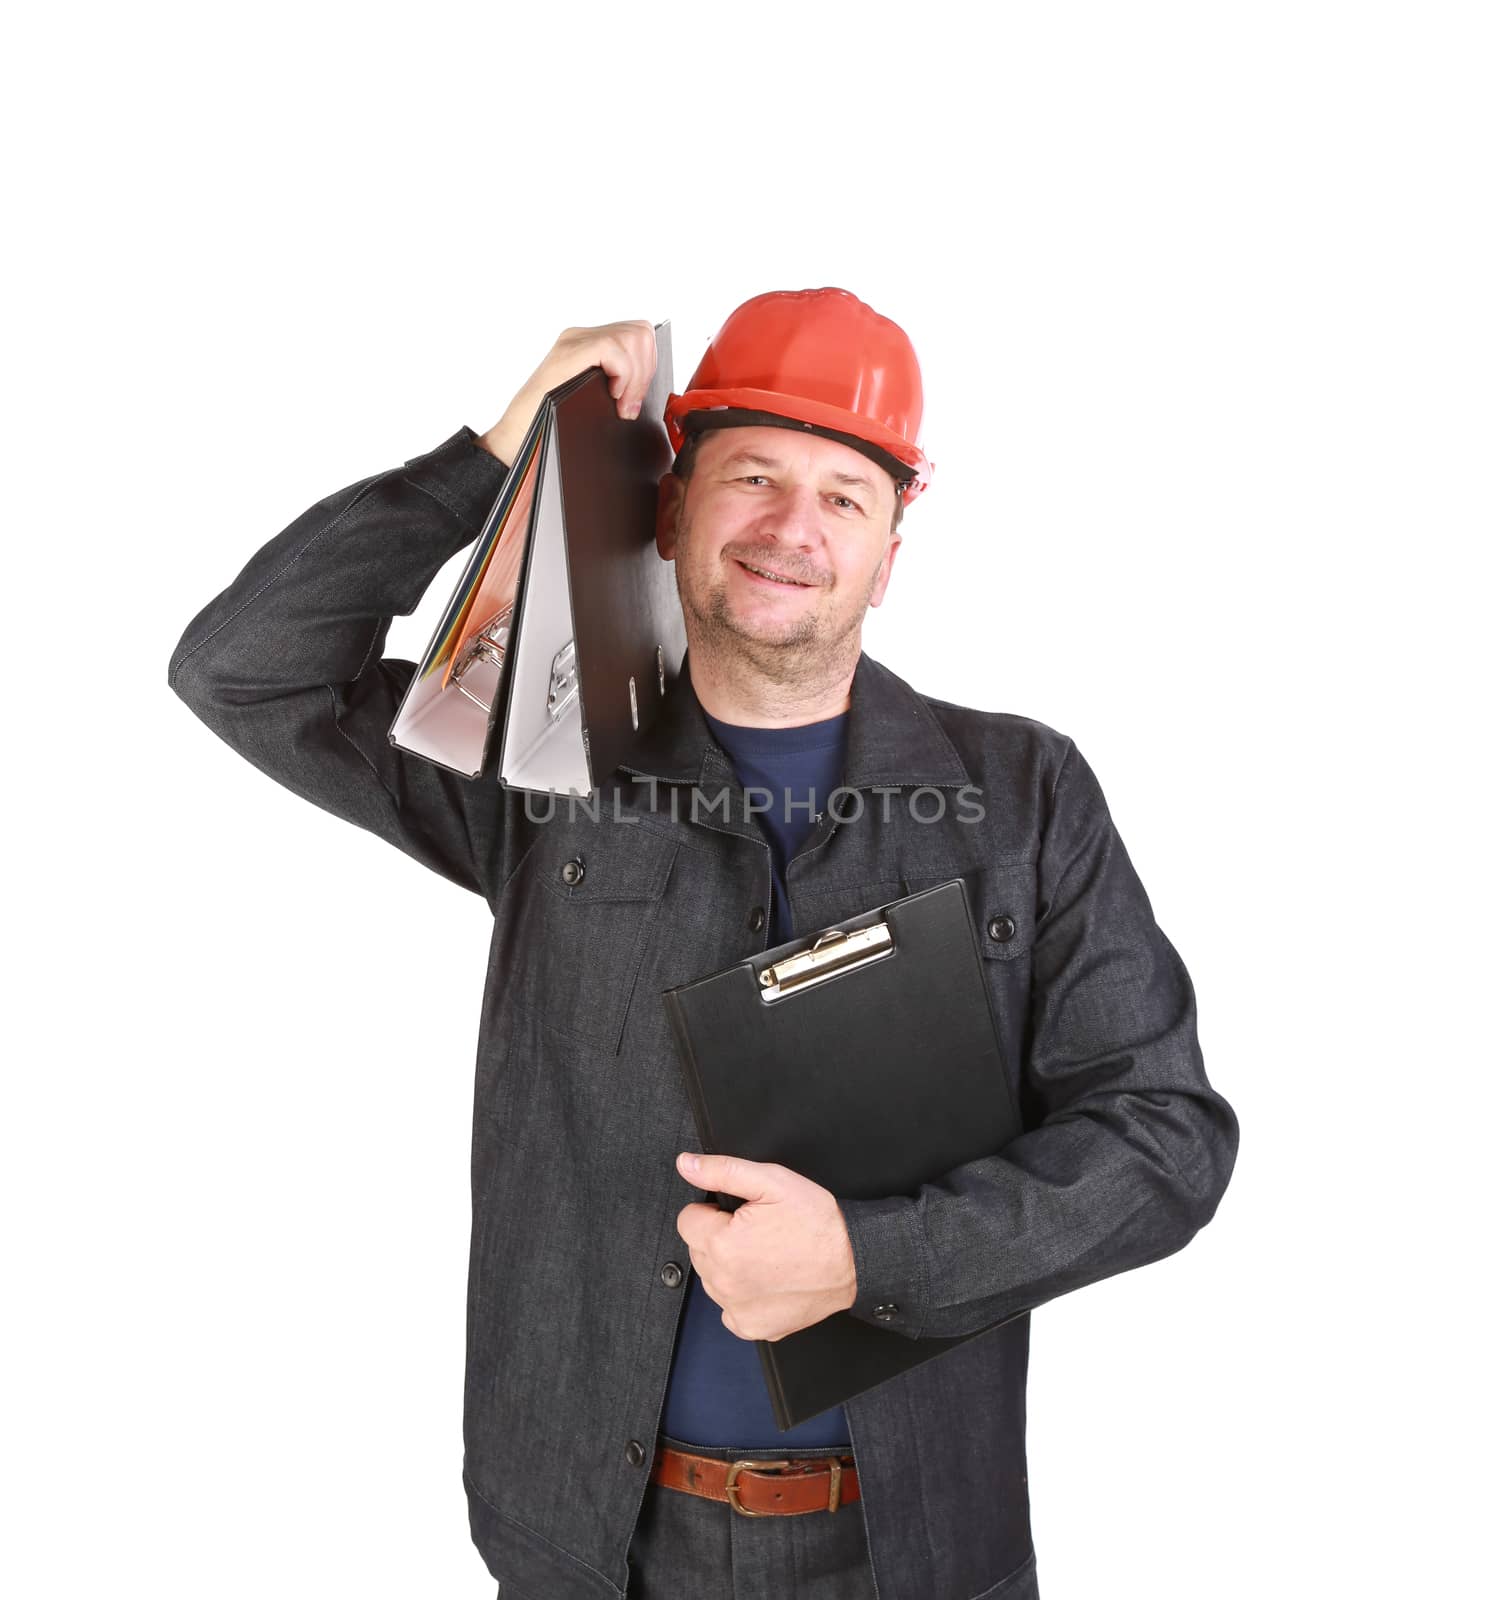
655, 425, 903, 679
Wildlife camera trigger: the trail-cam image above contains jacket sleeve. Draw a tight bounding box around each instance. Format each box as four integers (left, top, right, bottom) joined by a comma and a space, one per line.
167, 425, 518, 905
835, 738, 1239, 1340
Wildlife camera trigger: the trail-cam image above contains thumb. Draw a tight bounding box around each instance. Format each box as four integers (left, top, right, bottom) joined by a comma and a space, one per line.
677, 1151, 778, 1201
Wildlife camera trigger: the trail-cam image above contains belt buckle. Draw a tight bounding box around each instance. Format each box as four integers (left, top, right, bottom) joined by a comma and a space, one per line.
723, 1457, 843, 1516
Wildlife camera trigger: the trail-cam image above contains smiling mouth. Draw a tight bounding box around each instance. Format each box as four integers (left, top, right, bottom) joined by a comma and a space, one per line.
735, 559, 813, 588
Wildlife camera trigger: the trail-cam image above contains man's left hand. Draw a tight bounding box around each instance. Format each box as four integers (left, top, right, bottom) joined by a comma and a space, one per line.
674, 1152, 858, 1342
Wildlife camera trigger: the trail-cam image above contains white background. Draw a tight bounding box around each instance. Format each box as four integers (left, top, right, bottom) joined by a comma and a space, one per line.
6, 3, 1497, 1596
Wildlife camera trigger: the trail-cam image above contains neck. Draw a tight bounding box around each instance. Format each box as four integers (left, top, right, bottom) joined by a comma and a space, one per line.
687, 643, 859, 729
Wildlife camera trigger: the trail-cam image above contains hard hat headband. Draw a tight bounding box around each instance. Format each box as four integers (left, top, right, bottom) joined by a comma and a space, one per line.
679, 408, 915, 494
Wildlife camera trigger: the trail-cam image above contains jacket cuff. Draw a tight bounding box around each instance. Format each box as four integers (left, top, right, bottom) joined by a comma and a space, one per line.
836, 1194, 928, 1339
401, 426, 511, 534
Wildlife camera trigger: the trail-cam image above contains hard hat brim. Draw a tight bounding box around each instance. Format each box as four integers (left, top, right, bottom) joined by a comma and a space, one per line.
665, 386, 932, 506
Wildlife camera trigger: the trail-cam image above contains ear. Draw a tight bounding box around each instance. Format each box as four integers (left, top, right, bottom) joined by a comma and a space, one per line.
656, 471, 684, 561
867, 532, 902, 608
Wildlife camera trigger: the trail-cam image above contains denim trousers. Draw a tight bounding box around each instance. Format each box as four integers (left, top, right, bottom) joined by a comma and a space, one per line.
498, 1432, 877, 1600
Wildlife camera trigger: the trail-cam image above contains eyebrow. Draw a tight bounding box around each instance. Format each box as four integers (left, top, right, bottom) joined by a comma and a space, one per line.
719, 448, 878, 498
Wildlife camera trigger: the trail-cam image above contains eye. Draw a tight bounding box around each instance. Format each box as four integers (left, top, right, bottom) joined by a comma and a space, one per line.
740, 475, 770, 486
830, 495, 862, 512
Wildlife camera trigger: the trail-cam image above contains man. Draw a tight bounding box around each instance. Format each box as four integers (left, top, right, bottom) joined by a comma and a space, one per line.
168, 288, 1238, 1599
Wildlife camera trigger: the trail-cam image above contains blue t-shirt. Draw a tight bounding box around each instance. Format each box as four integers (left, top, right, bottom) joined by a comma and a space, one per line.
659, 705, 854, 1449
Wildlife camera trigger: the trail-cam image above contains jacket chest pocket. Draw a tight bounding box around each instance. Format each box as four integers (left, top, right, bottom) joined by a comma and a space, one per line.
901, 860, 1038, 960
902, 859, 1038, 1112
493, 822, 680, 1056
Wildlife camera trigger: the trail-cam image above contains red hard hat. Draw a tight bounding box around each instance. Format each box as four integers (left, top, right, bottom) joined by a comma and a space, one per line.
664, 287, 933, 507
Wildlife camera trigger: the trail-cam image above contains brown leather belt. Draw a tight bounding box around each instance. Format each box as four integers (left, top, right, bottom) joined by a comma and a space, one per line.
650, 1442, 860, 1517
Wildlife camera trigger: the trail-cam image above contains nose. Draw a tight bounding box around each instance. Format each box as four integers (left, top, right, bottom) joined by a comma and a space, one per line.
748, 482, 822, 549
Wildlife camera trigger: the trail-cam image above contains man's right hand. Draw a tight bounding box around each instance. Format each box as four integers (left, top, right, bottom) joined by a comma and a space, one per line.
478, 320, 660, 468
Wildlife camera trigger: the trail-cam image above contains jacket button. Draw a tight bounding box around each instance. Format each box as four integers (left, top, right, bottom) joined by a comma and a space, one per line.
748, 905, 766, 932
561, 857, 585, 886
660, 1261, 683, 1289
873, 1302, 899, 1321
625, 1439, 646, 1467
987, 914, 1016, 943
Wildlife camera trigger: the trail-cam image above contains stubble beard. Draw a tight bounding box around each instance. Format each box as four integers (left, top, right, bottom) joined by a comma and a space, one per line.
672, 507, 873, 688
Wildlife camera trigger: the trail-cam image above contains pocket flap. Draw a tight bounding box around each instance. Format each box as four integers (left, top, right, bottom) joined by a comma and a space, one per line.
901, 860, 1037, 960
538, 821, 679, 904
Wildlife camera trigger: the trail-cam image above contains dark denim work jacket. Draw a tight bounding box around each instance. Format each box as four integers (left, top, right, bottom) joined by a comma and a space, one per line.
168, 426, 1239, 1600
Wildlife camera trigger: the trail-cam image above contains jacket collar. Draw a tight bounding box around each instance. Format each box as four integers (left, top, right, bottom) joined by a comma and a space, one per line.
616, 647, 971, 792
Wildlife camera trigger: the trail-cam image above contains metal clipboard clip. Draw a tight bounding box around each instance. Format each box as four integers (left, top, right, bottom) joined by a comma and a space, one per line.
756, 921, 894, 1002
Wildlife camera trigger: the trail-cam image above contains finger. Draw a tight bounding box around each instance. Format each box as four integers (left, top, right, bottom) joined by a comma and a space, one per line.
580, 324, 643, 418
682, 1152, 777, 1202
676, 1199, 725, 1245
622, 319, 658, 417
600, 320, 654, 419
592, 331, 640, 417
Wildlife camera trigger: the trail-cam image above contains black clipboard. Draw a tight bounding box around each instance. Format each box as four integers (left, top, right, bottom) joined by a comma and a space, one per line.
661, 878, 1026, 1430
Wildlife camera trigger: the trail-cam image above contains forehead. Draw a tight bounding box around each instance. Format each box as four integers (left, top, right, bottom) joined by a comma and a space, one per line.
695, 424, 888, 496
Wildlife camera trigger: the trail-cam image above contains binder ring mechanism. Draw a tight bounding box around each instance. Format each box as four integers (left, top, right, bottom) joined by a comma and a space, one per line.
452, 603, 514, 711
757, 920, 893, 1002
452, 605, 581, 727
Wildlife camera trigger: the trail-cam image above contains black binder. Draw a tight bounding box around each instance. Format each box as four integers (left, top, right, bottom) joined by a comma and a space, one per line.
660, 878, 1026, 1430
387, 321, 687, 796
